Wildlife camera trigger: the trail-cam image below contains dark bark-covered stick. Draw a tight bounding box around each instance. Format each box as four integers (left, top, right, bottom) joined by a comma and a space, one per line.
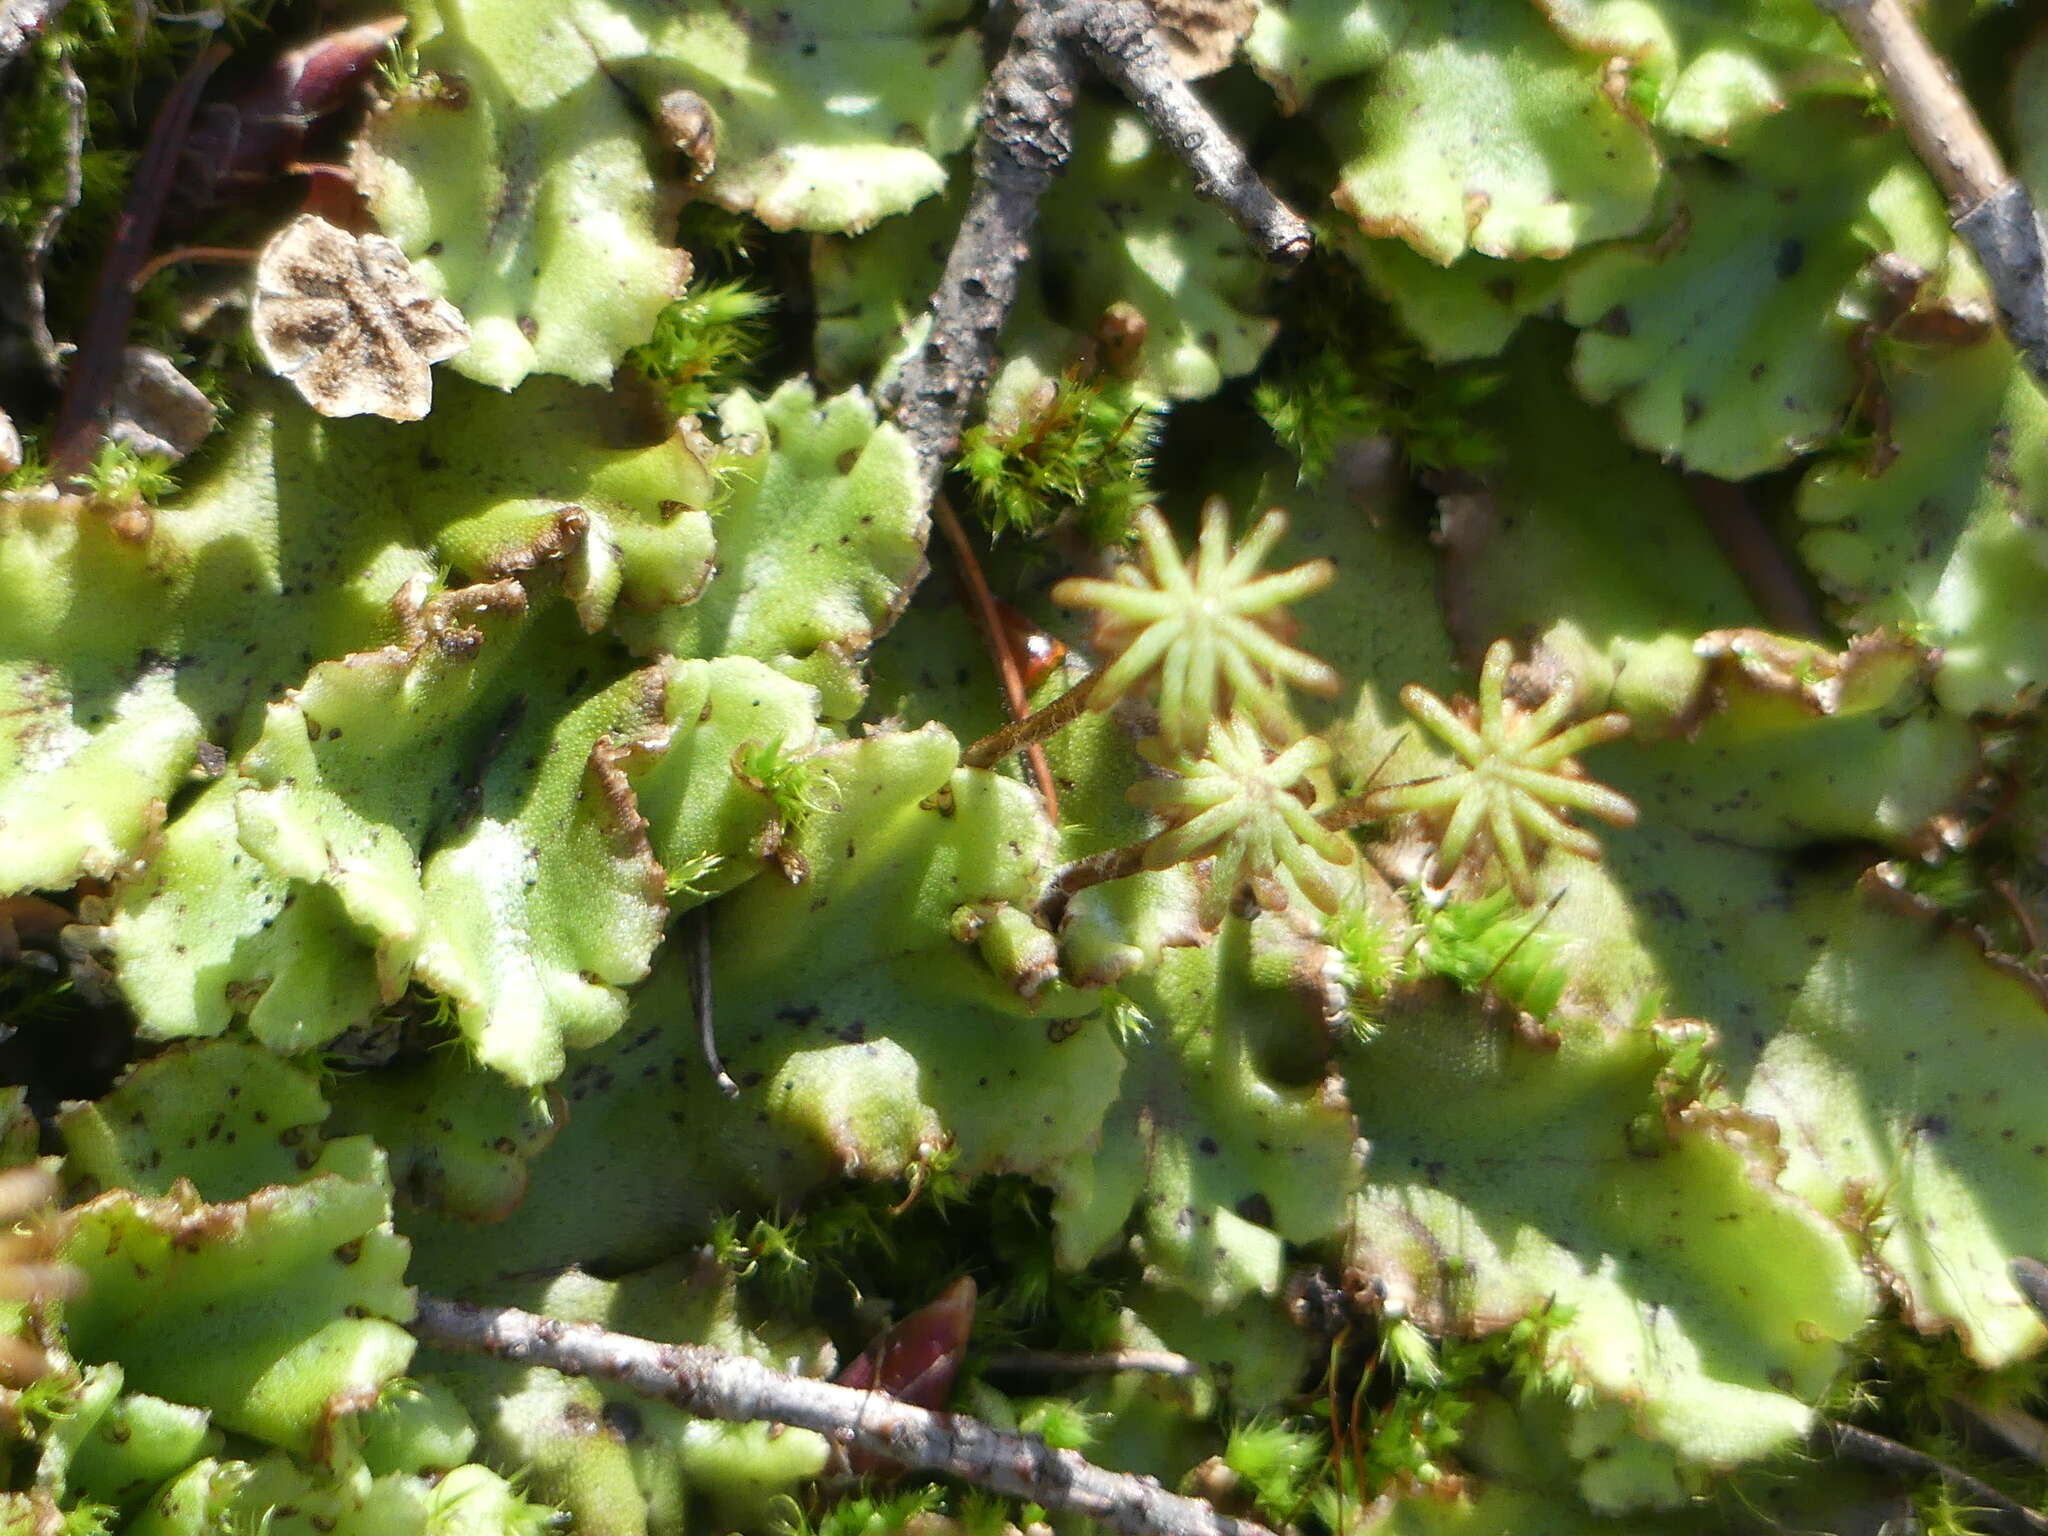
411, 1295, 1275, 1536
1043, 838, 1152, 925
1823, 1420, 2048, 1536
1060, 1, 1311, 265
1815, 0, 2048, 390
934, 492, 1062, 814
888, 3, 1080, 503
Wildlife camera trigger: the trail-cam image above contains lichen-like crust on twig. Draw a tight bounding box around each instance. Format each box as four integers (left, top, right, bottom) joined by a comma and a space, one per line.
411, 1293, 1278, 1536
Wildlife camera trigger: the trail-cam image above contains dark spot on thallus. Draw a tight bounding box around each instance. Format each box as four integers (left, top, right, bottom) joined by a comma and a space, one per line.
1775, 238, 1804, 280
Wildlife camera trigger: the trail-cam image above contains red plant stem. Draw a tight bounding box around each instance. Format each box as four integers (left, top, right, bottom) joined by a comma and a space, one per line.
50, 40, 229, 477
960, 670, 1097, 768
129, 244, 256, 292
934, 493, 1061, 818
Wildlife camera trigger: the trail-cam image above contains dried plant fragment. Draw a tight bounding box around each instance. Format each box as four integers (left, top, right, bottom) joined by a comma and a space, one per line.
252, 214, 469, 422
1364, 640, 1636, 902
0, 1165, 77, 1387
1148, 0, 1257, 79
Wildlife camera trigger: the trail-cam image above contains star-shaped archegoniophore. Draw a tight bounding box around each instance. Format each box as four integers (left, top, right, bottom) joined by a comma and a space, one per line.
1366, 641, 1637, 902
1053, 498, 1339, 754
1131, 717, 1357, 929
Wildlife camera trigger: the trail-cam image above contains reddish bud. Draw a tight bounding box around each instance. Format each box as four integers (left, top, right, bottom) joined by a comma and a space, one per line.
836, 1275, 977, 1408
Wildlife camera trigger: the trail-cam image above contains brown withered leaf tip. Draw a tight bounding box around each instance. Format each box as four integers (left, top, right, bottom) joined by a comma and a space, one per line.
252, 213, 469, 421
1149, 0, 1257, 78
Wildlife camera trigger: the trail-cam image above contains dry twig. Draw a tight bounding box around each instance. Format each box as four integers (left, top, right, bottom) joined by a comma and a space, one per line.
1815, 0, 2048, 389
411, 1295, 1276, 1536
888, 3, 1080, 502
1822, 1419, 2048, 1536
889, 0, 1310, 496
887, 1, 1308, 824
1684, 475, 1826, 639
1060, 1, 1310, 264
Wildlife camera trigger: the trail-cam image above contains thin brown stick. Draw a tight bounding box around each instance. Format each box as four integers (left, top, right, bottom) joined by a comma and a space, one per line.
130, 244, 256, 292
984, 1348, 1200, 1379
1820, 0, 2003, 209
50, 40, 229, 476
1045, 838, 1153, 924
935, 493, 1061, 815
1816, 0, 2048, 389
411, 1295, 1275, 1536
1823, 1419, 2048, 1536
960, 670, 1098, 769
1060, 2, 1311, 265
1685, 475, 1826, 639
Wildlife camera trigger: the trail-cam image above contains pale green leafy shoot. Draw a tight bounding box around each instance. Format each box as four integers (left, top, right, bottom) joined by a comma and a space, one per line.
1367, 640, 1636, 901
958, 375, 1157, 545
75, 441, 177, 503
1222, 1416, 1325, 1526
1053, 501, 1339, 754
1255, 342, 1501, 483
733, 736, 837, 830
1420, 887, 1575, 1021
626, 281, 773, 419
1132, 718, 1356, 928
